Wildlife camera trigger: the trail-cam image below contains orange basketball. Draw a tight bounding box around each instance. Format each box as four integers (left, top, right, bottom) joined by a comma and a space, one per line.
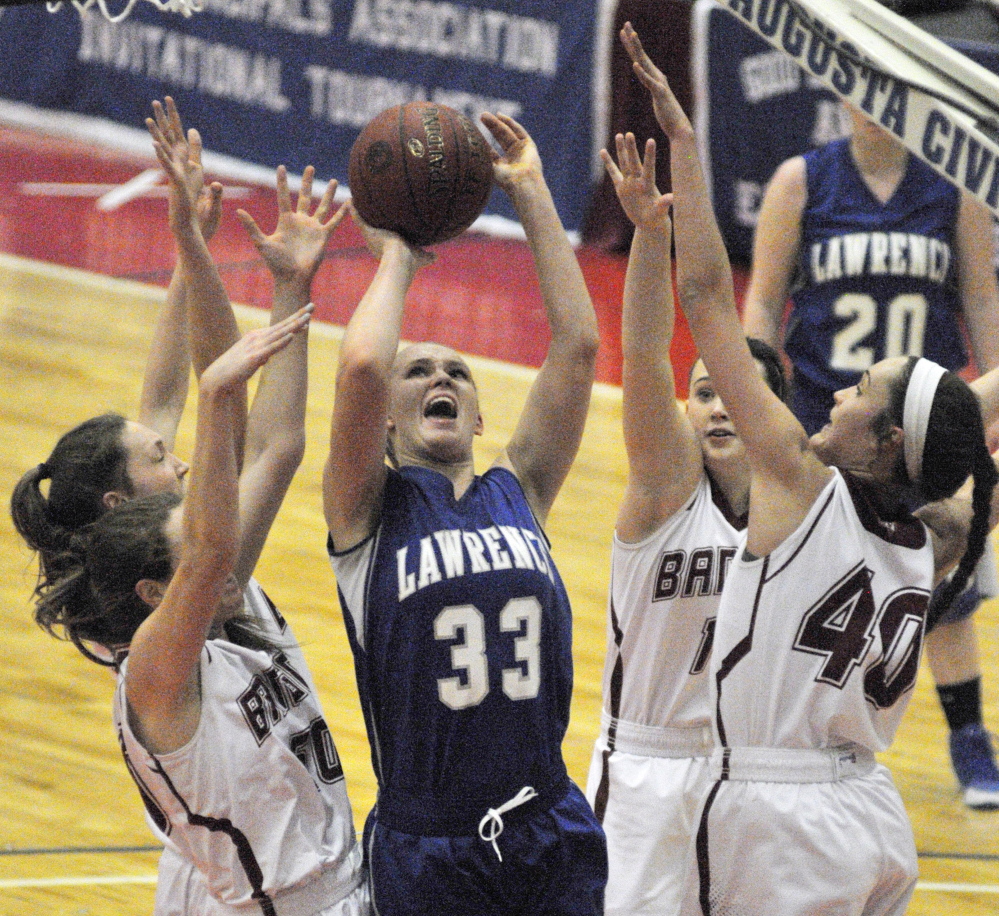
348, 102, 494, 247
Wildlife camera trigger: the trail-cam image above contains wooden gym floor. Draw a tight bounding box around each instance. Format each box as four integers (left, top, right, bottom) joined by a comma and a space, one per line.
0, 127, 997, 915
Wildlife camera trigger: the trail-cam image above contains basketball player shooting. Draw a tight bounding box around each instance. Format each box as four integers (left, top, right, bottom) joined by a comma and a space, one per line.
323, 111, 607, 914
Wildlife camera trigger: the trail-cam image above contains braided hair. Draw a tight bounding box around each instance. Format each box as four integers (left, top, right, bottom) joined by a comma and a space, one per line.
747, 337, 789, 402
874, 358, 998, 621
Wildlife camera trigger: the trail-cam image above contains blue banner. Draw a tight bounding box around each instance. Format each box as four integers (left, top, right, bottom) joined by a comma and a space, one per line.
692, 0, 846, 266
0, 0, 603, 234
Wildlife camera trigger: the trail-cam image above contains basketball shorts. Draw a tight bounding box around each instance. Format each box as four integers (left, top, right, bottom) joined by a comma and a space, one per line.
585, 732, 711, 915
363, 781, 607, 916
684, 748, 918, 916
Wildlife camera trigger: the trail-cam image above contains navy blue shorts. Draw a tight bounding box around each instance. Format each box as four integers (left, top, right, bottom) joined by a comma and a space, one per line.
362, 781, 607, 916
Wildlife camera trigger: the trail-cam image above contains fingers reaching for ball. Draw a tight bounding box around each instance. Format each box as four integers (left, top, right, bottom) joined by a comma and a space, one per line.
236, 164, 348, 285
349, 203, 436, 268
480, 112, 543, 193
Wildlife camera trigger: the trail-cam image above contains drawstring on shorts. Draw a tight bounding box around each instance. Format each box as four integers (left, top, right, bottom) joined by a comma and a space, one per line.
477, 785, 538, 862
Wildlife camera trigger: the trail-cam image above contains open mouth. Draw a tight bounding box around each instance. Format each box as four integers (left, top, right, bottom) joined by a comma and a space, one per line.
424, 395, 458, 420
706, 428, 734, 439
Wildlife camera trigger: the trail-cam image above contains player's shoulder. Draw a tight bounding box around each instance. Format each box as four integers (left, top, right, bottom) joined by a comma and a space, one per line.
480, 464, 523, 492
769, 153, 808, 192
800, 139, 854, 194
764, 154, 808, 215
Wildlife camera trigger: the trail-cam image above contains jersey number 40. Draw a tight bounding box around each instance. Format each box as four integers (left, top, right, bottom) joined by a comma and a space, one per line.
793, 563, 928, 709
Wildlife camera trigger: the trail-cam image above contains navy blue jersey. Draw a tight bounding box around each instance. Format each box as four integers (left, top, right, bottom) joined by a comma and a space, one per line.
785, 138, 965, 433
330, 465, 573, 836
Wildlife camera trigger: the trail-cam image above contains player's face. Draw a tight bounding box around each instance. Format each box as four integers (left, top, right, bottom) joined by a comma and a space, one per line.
811, 357, 905, 473
686, 358, 768, 468
388, 343, 483, 464
121, 422, 189, 500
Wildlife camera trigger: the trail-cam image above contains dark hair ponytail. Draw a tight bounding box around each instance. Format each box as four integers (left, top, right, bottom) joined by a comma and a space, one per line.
30, 492, 179, 665
32, 555, 116, 666
917, 368, 998, 621
11, 413, 131, 596
928, 442, 998, 628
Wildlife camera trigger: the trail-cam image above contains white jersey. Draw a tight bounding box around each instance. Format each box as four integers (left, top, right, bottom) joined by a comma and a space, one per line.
601, 474, 740, 735
588, 475, 739, 915
712, 468, 934, 753
114, 579, 363, 915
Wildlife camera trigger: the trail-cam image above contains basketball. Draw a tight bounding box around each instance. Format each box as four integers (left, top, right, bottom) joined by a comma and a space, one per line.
348, 102, 495, 247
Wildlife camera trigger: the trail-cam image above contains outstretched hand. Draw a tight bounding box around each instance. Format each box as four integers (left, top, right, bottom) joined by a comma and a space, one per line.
147, 97, 223, 242
602, 133, 672, 232
350, 205, 436, 269
480, 112, 542, 194
621, 22, 692, 140
237, 166, 347, 285
202, 304, 314, 393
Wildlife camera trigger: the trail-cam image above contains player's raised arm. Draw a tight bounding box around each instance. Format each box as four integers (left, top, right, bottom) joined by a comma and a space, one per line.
147, 99, 239, 379
146, 98, 246, 462
603, 131, 703, 540
622, 22, 830, 553
233, 167, 345, 585
137, 270, 192, 453
138, 104, 224, 450
741, 155, 807, 349
954, 193, 999, 375
481, 112, 600, 524
125, 309, 311, 752
323, 216, 434, 551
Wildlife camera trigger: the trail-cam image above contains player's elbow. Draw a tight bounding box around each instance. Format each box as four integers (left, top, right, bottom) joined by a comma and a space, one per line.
676, 273, 733, 322
336, 353, 391, 403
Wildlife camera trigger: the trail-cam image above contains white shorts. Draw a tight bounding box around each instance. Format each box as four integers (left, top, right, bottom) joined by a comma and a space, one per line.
154, 844, 369, 916
682, 748, 918, 916
586, 730, 712, 916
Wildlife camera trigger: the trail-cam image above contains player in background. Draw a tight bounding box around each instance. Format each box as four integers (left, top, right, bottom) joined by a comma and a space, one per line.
742, 106, 999, 809
11, 99, 364, 914
622, 22, 998, 915
324, 112, 606, 914
585, 128, 786, 915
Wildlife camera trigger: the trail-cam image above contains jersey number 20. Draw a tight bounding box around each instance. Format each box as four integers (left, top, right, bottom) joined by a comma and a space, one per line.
830, 293, 927, 371
434, 597, 542, 710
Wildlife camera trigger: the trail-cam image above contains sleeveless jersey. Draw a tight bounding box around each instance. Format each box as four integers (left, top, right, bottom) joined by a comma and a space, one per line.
602, 474, 742, 732
114, 579, 362, 914
329, 465, 573, 836
786, 138, 965, 400
712, 469, 934, 754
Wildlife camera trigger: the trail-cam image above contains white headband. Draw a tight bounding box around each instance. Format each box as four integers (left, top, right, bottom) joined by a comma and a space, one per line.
902, 358, 947, 484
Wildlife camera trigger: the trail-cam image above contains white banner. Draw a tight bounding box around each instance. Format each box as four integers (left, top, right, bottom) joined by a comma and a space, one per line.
718, 0, 999, 218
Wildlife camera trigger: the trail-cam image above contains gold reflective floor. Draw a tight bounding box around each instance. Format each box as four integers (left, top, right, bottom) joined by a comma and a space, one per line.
0, 254, 996, 915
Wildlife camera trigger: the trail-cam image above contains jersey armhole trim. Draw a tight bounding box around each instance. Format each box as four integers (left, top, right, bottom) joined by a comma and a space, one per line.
327, 528, 376, 559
